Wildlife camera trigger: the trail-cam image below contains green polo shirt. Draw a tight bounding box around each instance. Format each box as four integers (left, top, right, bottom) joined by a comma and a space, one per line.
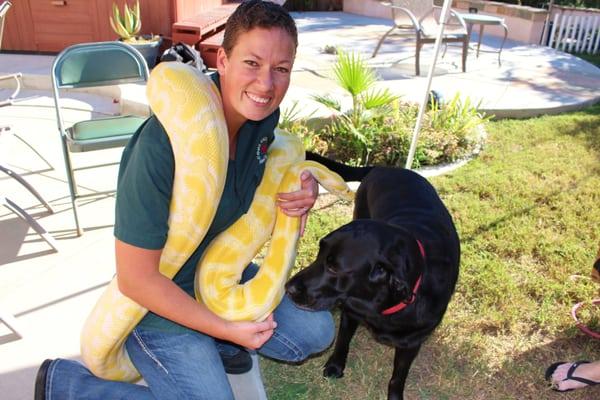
114, 73, 277, 333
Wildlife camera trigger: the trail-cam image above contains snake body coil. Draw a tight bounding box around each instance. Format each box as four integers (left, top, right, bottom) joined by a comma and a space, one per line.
80, 63, 353, 381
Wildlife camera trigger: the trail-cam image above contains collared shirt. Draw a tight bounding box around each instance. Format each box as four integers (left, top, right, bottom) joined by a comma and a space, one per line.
114, 73, 278, 333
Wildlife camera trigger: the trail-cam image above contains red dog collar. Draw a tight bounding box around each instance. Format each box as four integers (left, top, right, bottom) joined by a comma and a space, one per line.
381, 239, 425, 316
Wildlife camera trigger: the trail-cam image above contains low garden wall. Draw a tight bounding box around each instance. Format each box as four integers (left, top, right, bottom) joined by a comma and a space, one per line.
452, 0, 548, 43
343, 0, 548, 44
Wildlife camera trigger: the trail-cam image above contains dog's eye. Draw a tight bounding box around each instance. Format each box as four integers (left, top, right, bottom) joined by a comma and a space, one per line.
326, 255, 337, 274
368, 263, 388, 281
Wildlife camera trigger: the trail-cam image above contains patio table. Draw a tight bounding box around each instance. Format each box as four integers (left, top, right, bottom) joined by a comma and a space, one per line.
457, 12, 508, 65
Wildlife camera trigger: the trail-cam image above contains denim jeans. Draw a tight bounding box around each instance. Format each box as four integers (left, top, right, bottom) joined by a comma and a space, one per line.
43, 265, 335, 399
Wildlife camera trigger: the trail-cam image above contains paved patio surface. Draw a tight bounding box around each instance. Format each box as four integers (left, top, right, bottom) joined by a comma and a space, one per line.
0, 11, 599, 400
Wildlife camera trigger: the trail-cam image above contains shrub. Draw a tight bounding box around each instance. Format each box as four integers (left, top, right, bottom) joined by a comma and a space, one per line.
280, 49, 489, 168
281, 95, 487, 168
311, 49, 397, 164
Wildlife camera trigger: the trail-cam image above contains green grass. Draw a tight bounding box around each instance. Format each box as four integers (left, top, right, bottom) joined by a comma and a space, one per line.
261, 104, 600, 399
574, 53, 600, 68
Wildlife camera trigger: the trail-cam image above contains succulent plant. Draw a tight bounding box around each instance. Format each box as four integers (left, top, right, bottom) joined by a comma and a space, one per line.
110, 1, 142, 41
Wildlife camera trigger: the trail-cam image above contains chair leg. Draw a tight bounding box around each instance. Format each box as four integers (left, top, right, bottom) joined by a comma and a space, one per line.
0, 310, 24, 339
372, 26, 396, 58
0, 164, 54, 214
59, 134, 84, 236
415, 41, 421, 76
462, 38, 469, 72
498, 22, 508, 66
2, 196, 59, 251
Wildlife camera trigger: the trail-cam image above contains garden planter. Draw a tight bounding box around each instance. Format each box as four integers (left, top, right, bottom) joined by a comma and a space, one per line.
122, 36, 163, 69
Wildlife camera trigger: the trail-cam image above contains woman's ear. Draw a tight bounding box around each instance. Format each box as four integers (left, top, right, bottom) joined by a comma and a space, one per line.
216, 47, 228, 75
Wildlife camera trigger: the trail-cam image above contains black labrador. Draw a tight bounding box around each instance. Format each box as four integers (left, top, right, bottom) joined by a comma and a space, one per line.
286, 153, 460, 400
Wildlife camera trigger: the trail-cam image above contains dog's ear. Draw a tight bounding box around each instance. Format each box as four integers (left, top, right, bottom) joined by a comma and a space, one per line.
389, 274, 405, 293
385, 238, 420, 298
388, 268, 410, 300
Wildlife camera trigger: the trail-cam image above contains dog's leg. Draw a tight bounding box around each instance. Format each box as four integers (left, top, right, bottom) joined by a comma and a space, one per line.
388, 345, 421, 400
323, 311, 359, 378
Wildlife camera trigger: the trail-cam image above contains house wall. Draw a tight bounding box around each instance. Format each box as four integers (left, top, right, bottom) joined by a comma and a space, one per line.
343, 0, 394, 19
173, 0, 222, 21
1, 0, 232, 52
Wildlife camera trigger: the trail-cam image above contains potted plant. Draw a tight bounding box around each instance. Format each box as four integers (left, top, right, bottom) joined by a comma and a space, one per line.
110, 0, 162, 68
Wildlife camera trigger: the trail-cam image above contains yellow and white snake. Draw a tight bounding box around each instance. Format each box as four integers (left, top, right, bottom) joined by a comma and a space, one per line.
79, 62, 354, 381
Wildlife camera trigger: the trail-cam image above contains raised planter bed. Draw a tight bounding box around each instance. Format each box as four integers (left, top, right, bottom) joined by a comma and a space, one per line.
343, 0, 549, 44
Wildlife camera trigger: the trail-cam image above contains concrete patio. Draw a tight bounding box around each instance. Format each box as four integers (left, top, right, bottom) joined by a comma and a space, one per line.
1, 11, 599, 400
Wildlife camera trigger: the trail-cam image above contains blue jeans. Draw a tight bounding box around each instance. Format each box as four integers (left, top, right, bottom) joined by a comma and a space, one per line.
44, 265, 334, 399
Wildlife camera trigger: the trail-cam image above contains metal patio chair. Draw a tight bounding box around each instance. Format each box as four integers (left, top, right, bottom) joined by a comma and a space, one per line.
371, 0, 469, 76
1, 0, 58, 252
1, 0, 58, 341
51, 41, 149, 236
1, 1, 23, 107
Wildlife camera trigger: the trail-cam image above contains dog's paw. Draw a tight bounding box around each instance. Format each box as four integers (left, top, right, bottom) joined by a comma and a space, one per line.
323, 362, 345, 378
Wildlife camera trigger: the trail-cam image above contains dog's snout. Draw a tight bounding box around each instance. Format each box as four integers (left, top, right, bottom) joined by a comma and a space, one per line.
286, 279, 306, 299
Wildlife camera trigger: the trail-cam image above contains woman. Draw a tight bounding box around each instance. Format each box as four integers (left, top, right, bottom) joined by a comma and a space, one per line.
34, 2, 334, 399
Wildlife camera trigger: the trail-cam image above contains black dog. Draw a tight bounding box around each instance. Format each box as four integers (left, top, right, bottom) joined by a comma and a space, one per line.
286, 153, 460, 400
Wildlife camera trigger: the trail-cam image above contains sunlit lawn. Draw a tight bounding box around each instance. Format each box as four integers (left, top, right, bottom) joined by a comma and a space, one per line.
261, 103, 600, 399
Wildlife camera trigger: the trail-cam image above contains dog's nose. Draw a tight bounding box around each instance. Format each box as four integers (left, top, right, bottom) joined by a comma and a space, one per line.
285, 279, 305, 299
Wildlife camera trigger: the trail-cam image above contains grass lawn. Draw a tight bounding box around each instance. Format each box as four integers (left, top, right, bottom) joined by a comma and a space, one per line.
575, 53, 600, 68
260, 103, 600, 399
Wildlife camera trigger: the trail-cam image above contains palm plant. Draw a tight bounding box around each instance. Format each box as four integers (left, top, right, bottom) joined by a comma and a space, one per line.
312, 49, 397, 164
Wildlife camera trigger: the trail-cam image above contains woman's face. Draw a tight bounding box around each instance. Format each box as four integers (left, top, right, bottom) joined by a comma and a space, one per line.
217, 27, 295, 132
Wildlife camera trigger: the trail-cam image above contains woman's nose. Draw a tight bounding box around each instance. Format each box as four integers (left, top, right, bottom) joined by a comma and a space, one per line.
256, 69, 274, 91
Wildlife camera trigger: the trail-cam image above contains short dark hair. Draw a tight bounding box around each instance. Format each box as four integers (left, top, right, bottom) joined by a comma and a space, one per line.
222, 0, 298, 55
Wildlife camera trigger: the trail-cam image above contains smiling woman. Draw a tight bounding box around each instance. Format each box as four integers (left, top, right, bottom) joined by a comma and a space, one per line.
32, 2, 337, 400
217, 27, 296, 145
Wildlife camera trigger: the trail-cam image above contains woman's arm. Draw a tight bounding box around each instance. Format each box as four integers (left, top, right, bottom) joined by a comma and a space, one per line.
115, 239, 276, 349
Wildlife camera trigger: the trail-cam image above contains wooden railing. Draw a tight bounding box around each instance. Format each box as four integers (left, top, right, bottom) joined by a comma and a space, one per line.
547, 6, 600, 54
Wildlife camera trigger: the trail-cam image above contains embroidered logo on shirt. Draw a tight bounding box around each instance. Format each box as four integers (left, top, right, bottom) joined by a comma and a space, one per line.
256, 137, 268, 164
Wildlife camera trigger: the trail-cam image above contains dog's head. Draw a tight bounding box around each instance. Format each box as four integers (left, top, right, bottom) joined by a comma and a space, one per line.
286, 220, 425, 315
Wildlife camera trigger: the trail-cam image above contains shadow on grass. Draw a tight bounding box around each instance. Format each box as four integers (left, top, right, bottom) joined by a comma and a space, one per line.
406, 332, 600, 399
492, 336, 600, 400
461, 171, 598, 244
263, 324, 600, 399
556, 104, 600, 160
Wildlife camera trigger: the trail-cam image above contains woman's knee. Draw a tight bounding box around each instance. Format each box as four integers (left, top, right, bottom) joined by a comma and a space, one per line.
302, 310, 336, 355
270, 310, 335, 362
126, 328, 235, 400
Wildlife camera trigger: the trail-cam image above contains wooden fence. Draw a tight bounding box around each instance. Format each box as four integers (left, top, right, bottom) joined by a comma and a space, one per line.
547, 7, 600, 54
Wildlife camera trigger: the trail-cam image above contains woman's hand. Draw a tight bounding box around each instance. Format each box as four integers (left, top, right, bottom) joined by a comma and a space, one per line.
222, 314, 277, 350
277, 171, 318, 236
115, 239, 274, 344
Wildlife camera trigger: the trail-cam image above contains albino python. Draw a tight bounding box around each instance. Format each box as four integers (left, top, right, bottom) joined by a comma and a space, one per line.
80, 62, 354, 381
